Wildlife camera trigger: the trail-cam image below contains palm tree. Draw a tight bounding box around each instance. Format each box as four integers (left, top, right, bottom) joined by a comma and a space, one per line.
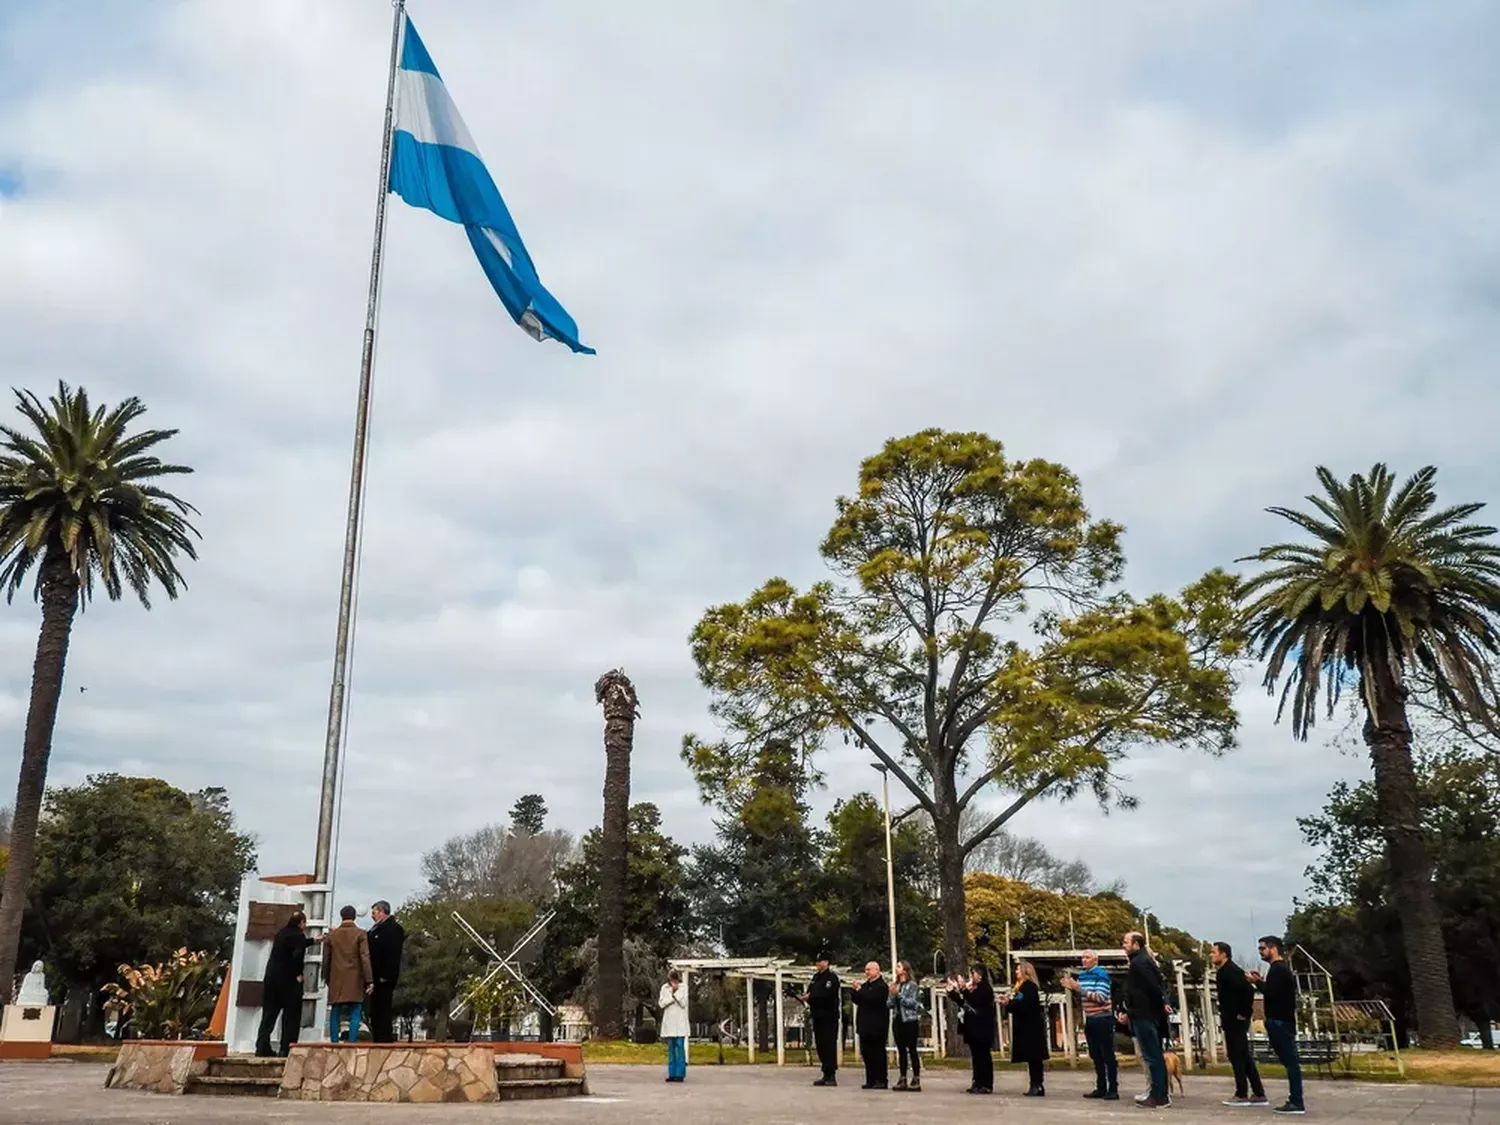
593, 668, 638, 1040
1239, 464, 1500, 1049
0, 384, 199, 990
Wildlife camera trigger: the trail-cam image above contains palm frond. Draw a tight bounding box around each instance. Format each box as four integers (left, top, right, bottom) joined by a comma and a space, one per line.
1240, 463, 1500, 738
0, 382, 199, 609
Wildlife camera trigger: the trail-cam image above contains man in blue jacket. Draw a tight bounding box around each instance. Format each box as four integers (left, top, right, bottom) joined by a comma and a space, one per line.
1063, 951, 1118, 1100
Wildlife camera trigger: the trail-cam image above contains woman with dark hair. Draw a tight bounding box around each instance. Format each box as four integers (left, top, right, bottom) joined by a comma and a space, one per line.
1004, 959, 1050, 1096
947, 963, 996, 1094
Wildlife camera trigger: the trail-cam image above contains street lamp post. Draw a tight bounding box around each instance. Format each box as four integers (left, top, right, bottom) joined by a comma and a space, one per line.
871, 763, 898, 974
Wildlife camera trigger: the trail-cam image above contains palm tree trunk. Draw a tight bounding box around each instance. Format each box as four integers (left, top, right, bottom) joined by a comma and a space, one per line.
0, 549, 79, 990
1363, 667, 1461, 1049
594, 670, 637, 1041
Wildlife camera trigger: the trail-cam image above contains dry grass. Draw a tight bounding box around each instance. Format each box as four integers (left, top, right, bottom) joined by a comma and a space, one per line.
1166, 1047, 1499, 1088
47, 1038, 1500, 1087
582, 1041, 1500, 1087
49, 1045, 120, 1063
1352, 1048, 1500, 1087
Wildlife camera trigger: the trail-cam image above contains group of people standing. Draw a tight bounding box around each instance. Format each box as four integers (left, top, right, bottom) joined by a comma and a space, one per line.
1066, 931, 1306, 1115
801, 956, 932, 1091
254, 901, 406, 1057
791, 954, 1050, 1096
685, 930, 1307, 1112
944, 959, 1051, 1096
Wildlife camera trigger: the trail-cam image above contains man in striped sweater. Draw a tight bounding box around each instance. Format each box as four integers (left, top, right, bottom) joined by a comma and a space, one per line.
1063, 952, 1119, 1100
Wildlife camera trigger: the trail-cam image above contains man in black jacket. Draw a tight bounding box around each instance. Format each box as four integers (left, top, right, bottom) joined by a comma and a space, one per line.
1212, 942, 1268, 1106
850, 961, 890, 1090
1120, 931, 1170, 1108
1251, 936, 1305, 1115
367, 900, 406, 1044
801, 952, 842, 1086
255, 910, 311, 1057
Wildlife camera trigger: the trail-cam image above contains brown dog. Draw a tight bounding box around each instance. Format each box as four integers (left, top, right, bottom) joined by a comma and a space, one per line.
1141, 1050, 1186, 1095
1163, 1050, 1185, 1095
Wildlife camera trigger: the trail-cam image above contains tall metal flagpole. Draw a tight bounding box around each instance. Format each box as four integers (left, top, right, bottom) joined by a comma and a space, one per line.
314, 0, 407, 887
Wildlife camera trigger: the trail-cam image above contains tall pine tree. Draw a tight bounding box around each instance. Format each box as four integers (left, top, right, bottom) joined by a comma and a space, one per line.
686, 741, 823, 958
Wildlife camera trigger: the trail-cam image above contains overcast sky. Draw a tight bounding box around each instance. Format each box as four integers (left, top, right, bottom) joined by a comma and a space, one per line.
2, 1, 1497, 961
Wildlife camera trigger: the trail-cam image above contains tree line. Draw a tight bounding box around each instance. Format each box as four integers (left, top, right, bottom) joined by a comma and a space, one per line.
682, 432, 1500, 1049
0, 390, 1494, 1048
383, 780, 1205, 1042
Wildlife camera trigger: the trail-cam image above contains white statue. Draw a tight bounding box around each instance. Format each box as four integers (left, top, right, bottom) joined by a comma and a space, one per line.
15, 961, 48, 1006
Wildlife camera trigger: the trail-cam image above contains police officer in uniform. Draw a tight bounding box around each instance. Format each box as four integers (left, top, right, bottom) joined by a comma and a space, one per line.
802, 951, 842, 1086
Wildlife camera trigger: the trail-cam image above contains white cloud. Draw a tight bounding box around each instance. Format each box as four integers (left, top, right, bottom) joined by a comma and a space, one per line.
1, 0, 1496, 955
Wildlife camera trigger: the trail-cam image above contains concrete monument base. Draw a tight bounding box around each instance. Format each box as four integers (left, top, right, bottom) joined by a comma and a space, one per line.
0, 1004, 56, 1060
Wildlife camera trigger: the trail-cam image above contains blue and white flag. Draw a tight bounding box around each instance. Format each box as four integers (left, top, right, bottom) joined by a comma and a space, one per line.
389, 16, 593, 355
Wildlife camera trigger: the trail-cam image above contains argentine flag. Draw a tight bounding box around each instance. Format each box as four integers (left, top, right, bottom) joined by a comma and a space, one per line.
389, 16, 593, 355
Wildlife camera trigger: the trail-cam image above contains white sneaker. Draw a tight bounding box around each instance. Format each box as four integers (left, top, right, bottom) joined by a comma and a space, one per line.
1135, 1093, 1151, 1103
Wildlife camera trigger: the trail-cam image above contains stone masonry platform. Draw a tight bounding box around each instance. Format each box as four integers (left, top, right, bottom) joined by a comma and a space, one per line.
104, 1040, 227, 1094
101, 1040, 587, 1103
282, 1043, 501, 1102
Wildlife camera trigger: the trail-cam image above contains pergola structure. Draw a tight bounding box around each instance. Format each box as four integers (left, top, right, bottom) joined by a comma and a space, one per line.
667, 956, 954, 1065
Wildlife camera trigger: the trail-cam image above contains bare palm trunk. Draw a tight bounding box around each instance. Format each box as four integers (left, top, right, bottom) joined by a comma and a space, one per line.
593, 669, 637, 1041
0, 549, 78, 989
1364, 666, 1461, 1049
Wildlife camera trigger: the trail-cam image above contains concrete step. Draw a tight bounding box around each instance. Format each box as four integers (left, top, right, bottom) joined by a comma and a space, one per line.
204, 1056, 286, 1081
496, 1076, 586, 1101
495, 1055, 566, 1083
185, 1075, 282, 1098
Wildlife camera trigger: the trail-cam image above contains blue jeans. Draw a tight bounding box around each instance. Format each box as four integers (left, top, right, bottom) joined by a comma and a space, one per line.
665, 1036, 687, 1080
1266, 1018, 1304, 1108
1084, 1014, 1118, 1093
1134, 1019, 1168, 1100
329, 1002, 363, 1043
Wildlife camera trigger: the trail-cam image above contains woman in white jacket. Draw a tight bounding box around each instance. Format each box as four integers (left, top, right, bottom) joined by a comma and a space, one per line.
658, 970, 690, 1082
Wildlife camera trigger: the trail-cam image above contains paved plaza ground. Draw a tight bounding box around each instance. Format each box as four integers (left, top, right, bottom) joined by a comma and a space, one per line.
2, 1060, 1495, 1124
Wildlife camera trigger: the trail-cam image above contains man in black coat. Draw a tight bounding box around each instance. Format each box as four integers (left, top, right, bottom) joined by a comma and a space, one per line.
849, 961, 890, 1090
801, 952, 842, 1086
1250, 935, 1305, 1115
366, 900, 406, 1044
1212, 941, 1268, 1106
1120, 931, 1170, 1107
255, 910, 311, 1057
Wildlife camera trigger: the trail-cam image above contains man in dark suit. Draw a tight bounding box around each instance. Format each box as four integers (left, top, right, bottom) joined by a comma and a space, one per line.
850, 961, 890, 1090
255, 910, 311, 1057
366, 900, 406, 1044
1213, 941, 1268, 1107
801, 952, 842, 1086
